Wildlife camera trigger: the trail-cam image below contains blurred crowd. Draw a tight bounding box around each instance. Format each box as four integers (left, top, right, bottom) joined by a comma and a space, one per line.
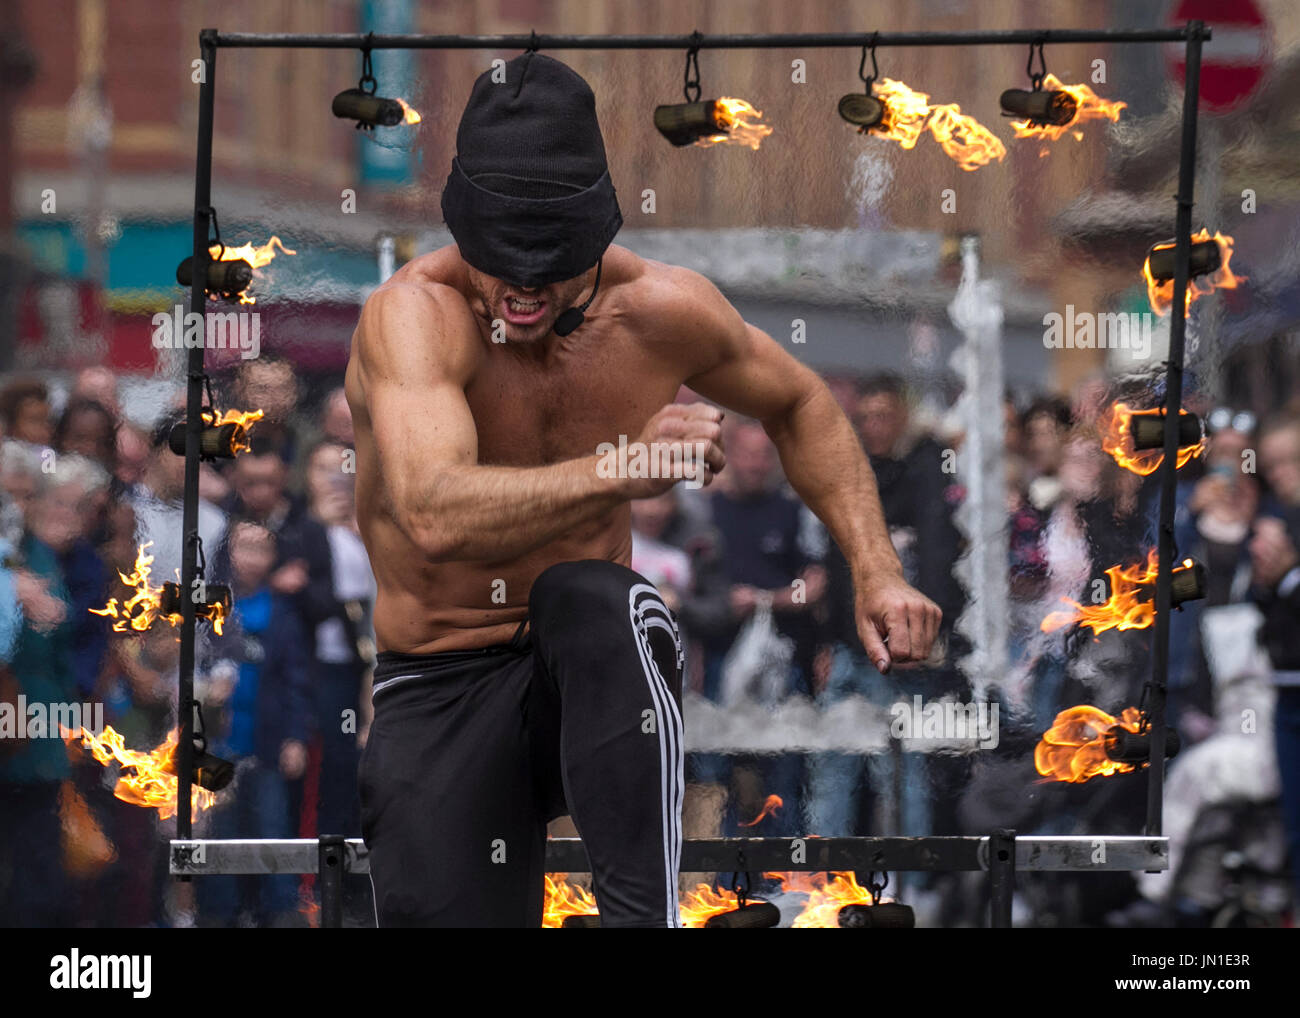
0, 358, 1296, 928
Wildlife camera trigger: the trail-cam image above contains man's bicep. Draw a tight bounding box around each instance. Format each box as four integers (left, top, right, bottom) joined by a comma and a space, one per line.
357, 285, 481, 502
686, 319, 818, 425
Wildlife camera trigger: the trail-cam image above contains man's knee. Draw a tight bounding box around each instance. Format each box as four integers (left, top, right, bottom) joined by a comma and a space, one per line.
529, 559, 642, 625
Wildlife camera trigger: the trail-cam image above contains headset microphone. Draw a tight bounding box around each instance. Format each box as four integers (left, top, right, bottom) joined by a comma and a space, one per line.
552, 258, 603, 337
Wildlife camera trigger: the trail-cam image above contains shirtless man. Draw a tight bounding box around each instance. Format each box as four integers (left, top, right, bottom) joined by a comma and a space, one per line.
346, 51, 940, 928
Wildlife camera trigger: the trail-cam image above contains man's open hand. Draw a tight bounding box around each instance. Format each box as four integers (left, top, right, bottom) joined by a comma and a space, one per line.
855, 574, 942, 673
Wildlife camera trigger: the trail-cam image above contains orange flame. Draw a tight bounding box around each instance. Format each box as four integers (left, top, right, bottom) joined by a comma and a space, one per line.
695, 97, 773, 150
208, 236, 296, 305
1041, 548, 1163, 634
1009, 73, 1126, 143
1034, 705, 1142, 783
395, 98, 422, 125
740, 794, 783, 827
1100, 401, 1205, 476
90, 543, 180, 634
541, 869, 876, 928
1143, 229, 1243, 317
786, 871, 876, 928
64, 725, 218, 819
203, 406, 265, 456
679, 882, 749, 927
542, 873, 599, 927
867, 78, 1006, 171
91, 543, 227, 635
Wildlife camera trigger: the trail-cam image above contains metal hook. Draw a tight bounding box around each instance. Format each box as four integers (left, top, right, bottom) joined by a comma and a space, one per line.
187, 531, 207, 579
858, 32, 880, 91
1027, 39, 1047, 91
359, 33, 377, 95
201, 206, 225, 261
526, 29, 540, 53
683, 30, 703, 103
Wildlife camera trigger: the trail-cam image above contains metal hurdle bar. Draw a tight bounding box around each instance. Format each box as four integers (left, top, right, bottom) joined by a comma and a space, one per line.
170, 833, 1169, 927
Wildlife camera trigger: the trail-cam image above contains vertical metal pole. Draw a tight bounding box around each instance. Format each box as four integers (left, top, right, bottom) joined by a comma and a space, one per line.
319, 836, 346, 929
178, 29, 218, 841
1147, 21, 1204, 839
988, 829, 1015, 928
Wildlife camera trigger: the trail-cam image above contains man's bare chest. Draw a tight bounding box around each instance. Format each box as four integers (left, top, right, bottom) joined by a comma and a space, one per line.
464, 334, 682, 466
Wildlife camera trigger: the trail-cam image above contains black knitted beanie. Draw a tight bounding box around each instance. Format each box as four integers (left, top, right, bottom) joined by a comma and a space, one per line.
441, 52, 623, 287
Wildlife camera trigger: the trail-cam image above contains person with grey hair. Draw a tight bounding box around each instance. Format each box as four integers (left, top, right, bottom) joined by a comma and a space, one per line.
42, 454, 113, 699
0, 457, 82, 926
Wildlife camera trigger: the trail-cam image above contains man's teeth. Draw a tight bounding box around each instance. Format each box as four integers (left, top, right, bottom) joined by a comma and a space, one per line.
508, 297, 541, 311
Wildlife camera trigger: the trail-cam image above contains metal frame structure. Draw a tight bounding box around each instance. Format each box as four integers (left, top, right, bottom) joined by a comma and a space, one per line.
174, 24, 1211, 925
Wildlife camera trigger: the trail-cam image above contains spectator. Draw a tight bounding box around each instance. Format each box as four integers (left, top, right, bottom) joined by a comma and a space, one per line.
1021, 395, 1072, 515
232, 357, 302, 464
301, 440, 373, 843
702, 417, 824, 837
809, 372, 964, 884
1250, 411, 1300, 911
0, 466, 86, 926
0, 377, 53, 447
195, 520, 311, 927
70, 367, 120, 420
55, 398, 118, 478
219, 434, 336, 639
128, 416, 227, 580
49, 455, 112, 699
319, 387, 354, 448
1167, 419, 1260, 741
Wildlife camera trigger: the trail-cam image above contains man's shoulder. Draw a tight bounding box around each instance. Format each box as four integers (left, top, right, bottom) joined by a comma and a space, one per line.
604, 245, 729, 325
353, 254, 482, 381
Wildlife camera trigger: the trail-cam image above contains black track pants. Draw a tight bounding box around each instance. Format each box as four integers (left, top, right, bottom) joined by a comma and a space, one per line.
359, 560, 685, 927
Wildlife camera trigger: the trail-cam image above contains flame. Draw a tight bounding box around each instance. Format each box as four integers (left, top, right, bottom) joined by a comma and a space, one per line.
1041, 548, 1186, 635
1143, 229, 1244, 317
64, 725, 217, 819
679, 882, 748, 927
740, 794, 783, 827
395, 98, 422, 125
542, 869, 876, 928
90, 543, 180, 634
866, 78, 1006, 171
542, 873, 600, 927
203, 406, 265, 456
694, 97, 773, 150
1035, 705, 1142, 783
1100, 401, 1205, 476
1009, 73, 1125, 143
91, 542, 227, 635
209, 236, 296, 305
786, 871, 875, 928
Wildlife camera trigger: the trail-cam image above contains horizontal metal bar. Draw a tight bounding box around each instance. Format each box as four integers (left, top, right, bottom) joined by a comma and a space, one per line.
209, 27, 1210, 50
170, 836, 1166, 875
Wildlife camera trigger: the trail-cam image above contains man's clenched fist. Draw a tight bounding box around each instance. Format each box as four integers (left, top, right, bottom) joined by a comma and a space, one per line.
619, 402, 727, 498
855, 573, 942, 673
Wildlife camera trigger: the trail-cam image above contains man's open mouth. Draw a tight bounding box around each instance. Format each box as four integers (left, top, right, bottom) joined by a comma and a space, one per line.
504, 295, 547, 324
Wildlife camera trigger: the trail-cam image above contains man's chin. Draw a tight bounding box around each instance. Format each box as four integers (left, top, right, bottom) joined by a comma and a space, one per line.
504, 317, 556, 342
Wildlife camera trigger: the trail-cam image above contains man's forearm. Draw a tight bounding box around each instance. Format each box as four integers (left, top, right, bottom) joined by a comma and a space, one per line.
400, 454, 625, 562
764, 386, 902, 582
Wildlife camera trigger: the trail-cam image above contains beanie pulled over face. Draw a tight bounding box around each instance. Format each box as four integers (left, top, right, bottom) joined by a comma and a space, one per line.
440, 52, 623, 288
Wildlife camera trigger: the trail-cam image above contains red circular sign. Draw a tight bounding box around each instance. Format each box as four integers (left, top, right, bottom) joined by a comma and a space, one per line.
1166, 0, 1272, 113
